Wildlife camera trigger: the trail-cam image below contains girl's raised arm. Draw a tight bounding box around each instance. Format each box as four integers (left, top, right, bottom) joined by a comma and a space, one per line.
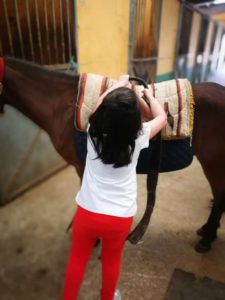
139, 87, 167, 139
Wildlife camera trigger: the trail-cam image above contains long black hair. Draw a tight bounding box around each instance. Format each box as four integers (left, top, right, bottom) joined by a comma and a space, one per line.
89, 87, 142, 168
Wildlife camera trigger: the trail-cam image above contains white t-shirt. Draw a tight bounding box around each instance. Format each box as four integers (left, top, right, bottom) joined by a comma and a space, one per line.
76, 122, 151, 217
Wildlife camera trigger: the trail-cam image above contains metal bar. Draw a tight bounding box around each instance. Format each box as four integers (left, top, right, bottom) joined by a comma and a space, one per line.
187, 11, 202, 82
44, 63, 70, 70
131, 56, 169, 62
210, 24, 223, 71
34, 0, 43, 64
175, 1, 225, 81
156, 0, 163, 45
44, 0, 51, 64
134, 0, 138, 57
25, 0, 35, 61
59, 0, 66, 63
201, 21, 214, 81
140, 0, 145, 57
73, 0, 78, 66
3, 0, 14, 56
174, 0, 185, 78
66, 0, 72, 59
141, 0, 144, 53
217, 31, 225, 70
14, 0, 25, 58
192, 17, 204, 83
133, 0, 137, 57
51, 0, 58, 63
152, 0, 162, 81
137, 0, 142, 56
128, 0, 136, 75
135, 0, 140, 57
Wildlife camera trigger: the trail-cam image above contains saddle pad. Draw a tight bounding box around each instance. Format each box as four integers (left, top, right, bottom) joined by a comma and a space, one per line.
74, 73, 194, 140
73, 130, 193, 173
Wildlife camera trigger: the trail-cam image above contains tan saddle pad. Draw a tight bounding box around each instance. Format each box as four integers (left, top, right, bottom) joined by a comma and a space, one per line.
74, 73, 194, 140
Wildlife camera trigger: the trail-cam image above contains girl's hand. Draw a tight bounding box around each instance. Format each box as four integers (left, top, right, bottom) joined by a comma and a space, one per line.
118, 75, 131, 89
143, 87, 154, 100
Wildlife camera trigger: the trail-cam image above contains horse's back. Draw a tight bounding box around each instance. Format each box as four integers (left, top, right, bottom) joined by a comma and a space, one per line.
192, 81, 225, 139
192, 82, 225, 105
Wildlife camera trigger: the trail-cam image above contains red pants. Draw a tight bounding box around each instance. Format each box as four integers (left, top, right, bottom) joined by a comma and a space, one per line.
62, 205, 133, 300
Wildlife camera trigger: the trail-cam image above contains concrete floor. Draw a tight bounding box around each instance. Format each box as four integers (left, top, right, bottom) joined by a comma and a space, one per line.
0, 158, 225, 300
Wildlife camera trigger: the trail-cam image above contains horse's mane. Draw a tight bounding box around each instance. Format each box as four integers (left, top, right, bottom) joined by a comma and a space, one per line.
5, 56, 78, 80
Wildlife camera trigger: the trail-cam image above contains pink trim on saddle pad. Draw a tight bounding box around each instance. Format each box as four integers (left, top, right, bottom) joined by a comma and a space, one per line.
0, 58, 4, 82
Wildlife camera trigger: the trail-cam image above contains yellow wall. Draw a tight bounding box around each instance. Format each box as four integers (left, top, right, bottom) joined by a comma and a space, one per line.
212, 13, 225, 24
76, 0, 130, 78
157, 0, 180, 76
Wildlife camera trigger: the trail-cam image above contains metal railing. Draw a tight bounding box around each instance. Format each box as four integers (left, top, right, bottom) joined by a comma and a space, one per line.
174, 1, 225, 83
0, 0, 77, 68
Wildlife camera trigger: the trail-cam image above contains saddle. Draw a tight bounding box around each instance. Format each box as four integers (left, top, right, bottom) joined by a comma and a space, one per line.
74, 73, 194, 139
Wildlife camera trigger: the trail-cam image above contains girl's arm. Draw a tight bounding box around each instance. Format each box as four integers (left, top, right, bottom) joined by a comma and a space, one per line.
138, 95, 153, 121
140, 88, 167, 139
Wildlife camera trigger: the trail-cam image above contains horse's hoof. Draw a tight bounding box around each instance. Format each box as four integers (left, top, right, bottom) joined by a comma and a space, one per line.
194, 240, 211, 253
196, 228, 217, 241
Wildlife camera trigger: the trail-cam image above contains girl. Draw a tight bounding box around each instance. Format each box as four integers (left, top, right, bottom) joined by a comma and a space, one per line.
62, 75, 167, 300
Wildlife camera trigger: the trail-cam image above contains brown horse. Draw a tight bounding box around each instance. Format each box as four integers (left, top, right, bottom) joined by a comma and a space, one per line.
1, 57, 225, 253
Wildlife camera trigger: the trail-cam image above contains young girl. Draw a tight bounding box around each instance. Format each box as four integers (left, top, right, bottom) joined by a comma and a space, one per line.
62, 75, 167, 300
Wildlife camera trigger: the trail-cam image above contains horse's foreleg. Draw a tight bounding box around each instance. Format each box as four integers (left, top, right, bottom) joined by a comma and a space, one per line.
195, 196, 224, 252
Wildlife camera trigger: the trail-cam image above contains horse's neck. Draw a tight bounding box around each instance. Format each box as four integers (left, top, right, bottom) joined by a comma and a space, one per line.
4, 63, 77, 134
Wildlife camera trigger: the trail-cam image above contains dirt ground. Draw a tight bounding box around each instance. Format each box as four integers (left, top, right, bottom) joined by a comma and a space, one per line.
0, 158, 225, 300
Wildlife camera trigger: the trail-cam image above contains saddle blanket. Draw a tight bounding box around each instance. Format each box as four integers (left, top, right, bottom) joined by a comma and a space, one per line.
73, 130, 193, 173
74, 73, 194, 140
